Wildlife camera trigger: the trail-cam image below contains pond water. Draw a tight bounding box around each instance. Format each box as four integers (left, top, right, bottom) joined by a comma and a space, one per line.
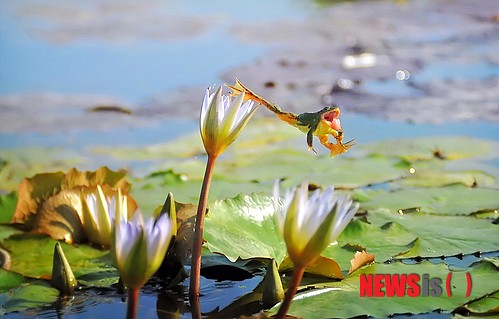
1, 0, 498, 318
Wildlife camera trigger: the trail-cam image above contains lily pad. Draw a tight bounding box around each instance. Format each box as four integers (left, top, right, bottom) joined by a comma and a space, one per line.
361, 185, 499, 216
361, 136, 496, 161
269, 259, 499, 318
0, 269, 25, 292
0, 192, 17, 223
0, 280, 60, 314
367, 209, 499, 258
2, 235, 111, 280
204, 193, 287, 264
216, 151, 405, 189
458, 290, 499, 314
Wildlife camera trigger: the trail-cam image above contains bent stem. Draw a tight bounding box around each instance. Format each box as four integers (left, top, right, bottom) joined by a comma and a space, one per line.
275, 265, 305, 319
189, 154, 218, 300
126, 287, 140, 319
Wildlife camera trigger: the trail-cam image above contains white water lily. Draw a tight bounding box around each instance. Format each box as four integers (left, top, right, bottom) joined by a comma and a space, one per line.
274, 181, 359, 268
112, 206, 174, 289
200, 85, 258, 157
81, 185, 120, 247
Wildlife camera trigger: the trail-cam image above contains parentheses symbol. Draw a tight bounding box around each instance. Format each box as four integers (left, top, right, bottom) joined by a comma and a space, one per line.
446, 273, 452, 297
465, 272, 472, 298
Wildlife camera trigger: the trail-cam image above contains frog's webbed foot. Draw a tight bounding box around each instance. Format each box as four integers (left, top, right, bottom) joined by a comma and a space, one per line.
319, 134, 355, 157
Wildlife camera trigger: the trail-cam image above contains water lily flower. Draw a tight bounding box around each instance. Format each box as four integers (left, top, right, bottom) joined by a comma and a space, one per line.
273, 181, 359, 319
274, 181, 359, 268
81, 185, 134, 248
112, 207, 174, 289
190, 84, 259, 301
199, 85, 258, 157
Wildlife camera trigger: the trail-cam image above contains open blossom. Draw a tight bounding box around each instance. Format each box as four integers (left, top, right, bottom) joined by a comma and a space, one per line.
200, 86, 258, 157
112, 208, 174, 289
274, 182, 359, 268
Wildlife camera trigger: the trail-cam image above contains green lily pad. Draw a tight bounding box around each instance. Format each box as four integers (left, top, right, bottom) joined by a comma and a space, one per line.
269, 259, 499, 318
323, 217, 417, 265
0, 269, 25, 293
361, 185, 499, 216
0, 192, 17, 223
215, 151, 405, 189
367, 209, 499, 258
458, 290, 499, 314
361, 136, 496, 161
0, 280, 60, 314
2, 235, 111, 280
203, 193, 287, 264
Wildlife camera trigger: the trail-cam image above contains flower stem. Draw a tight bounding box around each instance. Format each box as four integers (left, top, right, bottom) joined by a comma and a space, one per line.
275, 266, 305, 319
189, 155, 217, 300
126, 287, 140, 319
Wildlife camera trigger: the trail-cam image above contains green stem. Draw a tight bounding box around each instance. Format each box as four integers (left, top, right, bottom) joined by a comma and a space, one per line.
275, 266, 305, 319
189, 155, 217, 301
126, 287, 140, 319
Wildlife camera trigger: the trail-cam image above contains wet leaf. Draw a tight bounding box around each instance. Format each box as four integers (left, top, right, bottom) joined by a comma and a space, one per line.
268, 260, 499, 318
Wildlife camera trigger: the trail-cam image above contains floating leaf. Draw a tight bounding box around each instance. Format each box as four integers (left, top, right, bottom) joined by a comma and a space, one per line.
361, 185, 499, 216
204, 193, 287, 264
0, 280, 60, 314
457, 290, 499, 314
0, 192, 17, 223
0, 269, 25, 292
323, 218, 416, 265
268, 260, 499, 318
368, 209, 499, 258
2, 235, 110, 280
361, 136, 495, 161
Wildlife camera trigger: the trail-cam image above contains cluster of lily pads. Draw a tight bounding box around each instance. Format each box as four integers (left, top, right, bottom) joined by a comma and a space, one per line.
0, 83, 498, 318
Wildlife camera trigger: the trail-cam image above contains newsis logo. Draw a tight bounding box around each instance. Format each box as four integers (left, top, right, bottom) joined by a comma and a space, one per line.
359, 273, 472, 297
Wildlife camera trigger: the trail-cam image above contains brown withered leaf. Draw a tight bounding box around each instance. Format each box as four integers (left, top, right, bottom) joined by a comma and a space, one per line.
279, 256, 343, 279
348, 250, 375, 276
31, 189, 85, 244
62, 167, 130, 191
10, 167, 132, 244
11, 167, 129, 227
12, 172, 65, 225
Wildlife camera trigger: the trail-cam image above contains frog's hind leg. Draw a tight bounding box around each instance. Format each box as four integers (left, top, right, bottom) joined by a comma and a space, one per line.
319, 135, 352, 157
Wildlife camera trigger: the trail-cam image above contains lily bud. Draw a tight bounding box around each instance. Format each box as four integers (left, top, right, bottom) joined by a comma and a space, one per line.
51, 242, 77, 295
112, 210, 174, 289
274, 182, 359, 268
200, 86, 258, 157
